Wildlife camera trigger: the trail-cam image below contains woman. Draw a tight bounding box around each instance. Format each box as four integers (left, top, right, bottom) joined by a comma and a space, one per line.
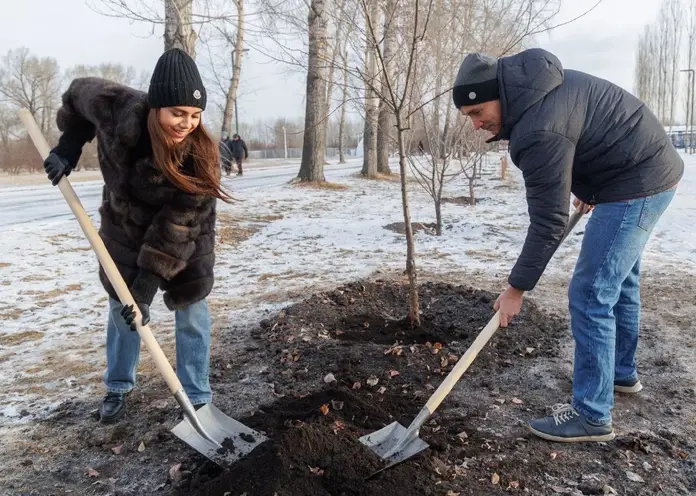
43, 48, 232, 424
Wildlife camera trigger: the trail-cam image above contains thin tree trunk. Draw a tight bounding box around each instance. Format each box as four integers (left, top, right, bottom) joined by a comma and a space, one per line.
338, 55, 348, 164
377, 0, 396, 175
164, 0, 197, 56
361, 0, 380, 177
298, 0, 328, 182
222, 0, 245, 135
395, 110, 419, 326
322, 0, 346, 164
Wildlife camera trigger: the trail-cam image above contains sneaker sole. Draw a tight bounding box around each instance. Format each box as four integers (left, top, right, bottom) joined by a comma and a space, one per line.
614, 382, 643, 393
527, 424, 616, 443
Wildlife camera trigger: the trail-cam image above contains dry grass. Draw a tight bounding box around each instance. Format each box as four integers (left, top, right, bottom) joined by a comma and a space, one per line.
292, 180, 349, 190
20, 275, 52, 283
257, 270, 313, 282
0, 307, 24, 320
352, 172, 401, 182
0, 330, 43, 346
216, 212, 285, 246
19, 284, 82, 301
0, 263, 10, 269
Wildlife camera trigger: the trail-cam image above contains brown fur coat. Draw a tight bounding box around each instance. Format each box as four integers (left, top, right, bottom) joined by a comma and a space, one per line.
53, 77, 216, 310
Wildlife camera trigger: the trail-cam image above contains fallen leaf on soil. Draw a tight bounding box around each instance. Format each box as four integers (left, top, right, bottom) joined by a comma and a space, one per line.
389, 370, 400, 377
366, 376, 379, 386
332, 420, 345, 434
433, 342, 443, 350
323, 373, 336, 384
169, 463, 182, 483
602, 485, 617, 495
491, 472, 500, 485
526, 347, 535, 354
111, 444, 123, 455
446, 491, 460, 496
425, 341, 432, 348
495, 399, 505, 404
334, 330, 344, 336
512, 397, 523, 404
643, 461, 652, 471
384, 345, 404, 356
330, 400, 344, 410
138, 441, 145, 452
352, 381, 361, 389
87, 467, 100, 478
677, 450, 689, 459
440, 357, 448, 368
550, 452, 558, 459
457, 431, 468, 440
377, 386, 387, 394
508, 481, 520, 489
625, 471, 645, 483
309, 466, 325, 475
409, 345, 418, 353
320, 404, 330, 415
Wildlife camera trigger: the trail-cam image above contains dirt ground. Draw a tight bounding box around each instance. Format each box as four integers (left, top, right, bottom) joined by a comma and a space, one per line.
2, 270, 695, 496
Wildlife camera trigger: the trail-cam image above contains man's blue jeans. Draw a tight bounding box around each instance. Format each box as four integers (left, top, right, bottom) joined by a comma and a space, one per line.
103, 297, 212, 405
569, 187, 676, 424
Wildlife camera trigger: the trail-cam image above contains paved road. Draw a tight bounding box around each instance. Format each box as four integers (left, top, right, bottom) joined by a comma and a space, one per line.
1, 162, 362, 228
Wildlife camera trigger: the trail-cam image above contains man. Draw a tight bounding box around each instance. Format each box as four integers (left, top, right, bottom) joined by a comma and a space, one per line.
452, 48, 683, 443
230, 133, 249, 176
219, 131, 235, 176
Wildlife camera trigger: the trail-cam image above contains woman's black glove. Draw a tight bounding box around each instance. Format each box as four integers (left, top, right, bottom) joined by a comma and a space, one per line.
121, 302, 151, 332
43, 152, 73, 186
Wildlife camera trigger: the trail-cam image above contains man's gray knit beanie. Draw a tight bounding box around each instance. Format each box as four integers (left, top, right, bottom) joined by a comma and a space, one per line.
452, 52, 499, 108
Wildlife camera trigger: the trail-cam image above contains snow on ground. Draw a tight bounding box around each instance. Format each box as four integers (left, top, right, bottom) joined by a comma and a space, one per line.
1, 152, 694, 425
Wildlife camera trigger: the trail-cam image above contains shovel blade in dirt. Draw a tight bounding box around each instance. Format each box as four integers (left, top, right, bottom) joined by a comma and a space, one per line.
172, 403, 267, 465
359, 420, 429, 468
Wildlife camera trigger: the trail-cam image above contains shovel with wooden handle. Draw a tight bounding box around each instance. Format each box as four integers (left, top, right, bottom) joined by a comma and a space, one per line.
18, 109, 266, 466
360, 204, 586, 473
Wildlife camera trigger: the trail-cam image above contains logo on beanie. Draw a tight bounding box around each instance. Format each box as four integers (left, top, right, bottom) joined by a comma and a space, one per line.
193, 89, 202, 100
469, 92, 476, 100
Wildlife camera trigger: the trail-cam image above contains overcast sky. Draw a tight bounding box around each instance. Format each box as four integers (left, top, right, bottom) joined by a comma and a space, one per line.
2, 0, 664, 122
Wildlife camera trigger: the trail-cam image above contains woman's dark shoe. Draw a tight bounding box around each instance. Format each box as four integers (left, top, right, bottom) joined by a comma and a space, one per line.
100, 392, 127, 424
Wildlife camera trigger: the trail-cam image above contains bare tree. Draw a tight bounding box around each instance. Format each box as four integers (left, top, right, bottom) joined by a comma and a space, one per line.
0, 48, 61, 134
92, 0, 239, 57
360, 0, 381, 177
685, 0, 696, 152
376, 0, 396, 175
297, 0, 329, 181
66, 63, 137, 85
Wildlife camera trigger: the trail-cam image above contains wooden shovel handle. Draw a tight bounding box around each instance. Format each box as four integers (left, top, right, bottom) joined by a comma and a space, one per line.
424, 311, 500, 413
18, 109, 185, 397
424, 204, 584, 414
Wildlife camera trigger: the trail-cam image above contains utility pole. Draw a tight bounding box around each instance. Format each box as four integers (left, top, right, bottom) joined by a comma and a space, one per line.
681, 69, 695, 153
282, 126, 288, 159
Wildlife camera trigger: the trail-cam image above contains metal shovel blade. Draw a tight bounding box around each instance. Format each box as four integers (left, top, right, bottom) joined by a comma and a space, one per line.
359, 421, 429, 466
171, 403, 267, 466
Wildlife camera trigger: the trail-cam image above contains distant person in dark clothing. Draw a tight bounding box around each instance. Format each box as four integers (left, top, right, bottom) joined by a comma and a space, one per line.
219, 131, 234, 176
230, 133, 248, 176
417, 140, 424, 155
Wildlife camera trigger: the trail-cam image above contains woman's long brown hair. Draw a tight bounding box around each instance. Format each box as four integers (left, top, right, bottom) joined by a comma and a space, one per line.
147, 109, 233, 203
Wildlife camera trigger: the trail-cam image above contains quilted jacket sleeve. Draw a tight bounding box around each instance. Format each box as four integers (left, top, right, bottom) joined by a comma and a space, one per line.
508, 130, 575, 291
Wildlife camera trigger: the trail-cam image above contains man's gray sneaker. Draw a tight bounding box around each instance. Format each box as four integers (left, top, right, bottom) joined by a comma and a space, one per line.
614, 377, 643, 393
527, 404, 616, 443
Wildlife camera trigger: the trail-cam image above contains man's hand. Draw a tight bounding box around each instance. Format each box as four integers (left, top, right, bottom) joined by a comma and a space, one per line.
572, 197, 594, 214
494, 286, 524, 327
